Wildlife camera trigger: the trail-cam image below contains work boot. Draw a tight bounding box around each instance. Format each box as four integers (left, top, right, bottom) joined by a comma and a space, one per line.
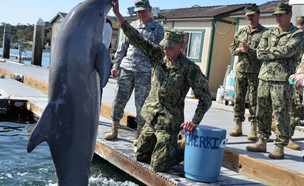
287, 139, 300, 150
246, 139, 267, 152
133, 125, 143, 146
104, 120, 119, 140
269, 146, 284, 159
247, 121, 257, 141
229, 121, 242, 136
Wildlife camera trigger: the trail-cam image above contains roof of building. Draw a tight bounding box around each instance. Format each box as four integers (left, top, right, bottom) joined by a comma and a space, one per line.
50, 12, 67, 24
125, 4, 252, 21
160, 4, 252, 19
124, 0, 290, 21
230, 0, 289, 16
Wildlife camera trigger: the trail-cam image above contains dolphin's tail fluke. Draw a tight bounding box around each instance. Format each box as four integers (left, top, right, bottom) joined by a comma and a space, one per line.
27, 103, 53, 153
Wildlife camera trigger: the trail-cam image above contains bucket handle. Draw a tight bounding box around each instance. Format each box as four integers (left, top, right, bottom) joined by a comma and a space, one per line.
220, 138, 228, 148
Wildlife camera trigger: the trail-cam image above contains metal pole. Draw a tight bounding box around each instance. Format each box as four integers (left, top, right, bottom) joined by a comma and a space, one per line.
31, 18, 45, 66
2, 25, 12, 59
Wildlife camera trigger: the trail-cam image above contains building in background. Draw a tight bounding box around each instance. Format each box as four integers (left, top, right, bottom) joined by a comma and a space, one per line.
122, 4, 251, 97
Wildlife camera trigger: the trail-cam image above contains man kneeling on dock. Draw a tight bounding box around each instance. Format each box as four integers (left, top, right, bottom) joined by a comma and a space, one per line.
111, 0, 212, 172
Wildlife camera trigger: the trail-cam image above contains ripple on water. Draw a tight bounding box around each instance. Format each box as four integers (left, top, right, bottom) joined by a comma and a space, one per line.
0, 121, 142, 186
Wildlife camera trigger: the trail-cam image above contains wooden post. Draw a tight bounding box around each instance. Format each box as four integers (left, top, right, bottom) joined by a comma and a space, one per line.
31, 18, 45, 66
2, 25, 12, 59
18, 44, 22, 63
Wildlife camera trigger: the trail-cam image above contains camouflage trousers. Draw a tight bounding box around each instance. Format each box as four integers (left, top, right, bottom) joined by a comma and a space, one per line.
289, 87, 303, 136
136, 115, 184, 172
111, 68, 151, 126
234, 71, 259, 123
256, 80, 292, 146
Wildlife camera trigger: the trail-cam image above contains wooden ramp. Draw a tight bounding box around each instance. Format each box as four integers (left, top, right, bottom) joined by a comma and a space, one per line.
1, 58, 304, 185
94, 120, 265, 186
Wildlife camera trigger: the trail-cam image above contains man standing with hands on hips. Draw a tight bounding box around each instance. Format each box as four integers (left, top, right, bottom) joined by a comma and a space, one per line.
229, 4, 267, 141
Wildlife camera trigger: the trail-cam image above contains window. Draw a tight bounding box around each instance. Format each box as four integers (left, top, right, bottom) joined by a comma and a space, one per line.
182, 30, 205, 62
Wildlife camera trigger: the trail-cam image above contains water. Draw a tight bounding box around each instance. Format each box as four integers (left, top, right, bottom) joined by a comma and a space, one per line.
0, 121, 143, 186
0, 48, 50, 68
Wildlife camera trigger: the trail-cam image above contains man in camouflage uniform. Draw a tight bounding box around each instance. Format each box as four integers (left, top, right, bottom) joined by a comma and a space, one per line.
104, 0, 164, 143
229, 4, 268, 141
295, 16, 304, 30
246, 3, 304, 159
111, 0, 212, 172
288, 16, 304, 150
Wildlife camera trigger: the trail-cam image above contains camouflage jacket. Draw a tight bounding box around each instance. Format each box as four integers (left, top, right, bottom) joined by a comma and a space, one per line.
113, 19, 164, 72
257, 24, 304, 81
229, 24, 268, 74
120, 21, 212, 132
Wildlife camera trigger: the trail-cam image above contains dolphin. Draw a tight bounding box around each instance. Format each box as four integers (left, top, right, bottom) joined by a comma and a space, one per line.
27, 0, 113, 185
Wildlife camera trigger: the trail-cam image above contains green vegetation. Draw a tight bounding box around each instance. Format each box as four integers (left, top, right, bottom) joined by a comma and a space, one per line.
0, 22, 52, 49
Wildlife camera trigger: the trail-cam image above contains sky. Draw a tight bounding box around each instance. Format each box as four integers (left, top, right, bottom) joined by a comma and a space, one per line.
0, 0, 273, 25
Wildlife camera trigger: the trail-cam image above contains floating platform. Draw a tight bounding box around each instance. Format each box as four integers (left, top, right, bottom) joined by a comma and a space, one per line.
0, 54, 32, 61
1, 58, 304, 185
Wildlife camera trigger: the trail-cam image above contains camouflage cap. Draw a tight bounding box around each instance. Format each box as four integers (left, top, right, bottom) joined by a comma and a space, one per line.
160, 28, 185, 47
134, 0, 150, 12
245, 4, 260, 16
273, 3, 292, 15
296, 16, 304, 25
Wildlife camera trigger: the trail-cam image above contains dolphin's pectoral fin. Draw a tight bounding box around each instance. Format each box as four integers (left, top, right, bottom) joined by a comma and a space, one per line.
95, 43, 111, 89
27, 103, 53, 153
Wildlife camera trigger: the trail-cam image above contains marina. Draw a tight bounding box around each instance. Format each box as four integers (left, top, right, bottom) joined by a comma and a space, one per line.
0, 48, 50, 68
1, 59, 304, 185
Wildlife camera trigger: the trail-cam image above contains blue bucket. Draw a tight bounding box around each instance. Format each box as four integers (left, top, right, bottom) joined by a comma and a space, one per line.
184, 125, 227, 182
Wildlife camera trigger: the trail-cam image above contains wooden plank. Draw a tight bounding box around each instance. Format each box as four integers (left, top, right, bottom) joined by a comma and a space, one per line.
23, 75, 48, 94
100, 102, 136, 126
27, 100, 44, 117
0, 67, 15, 77
222, 148, 304, 186
94, 142, 176, 186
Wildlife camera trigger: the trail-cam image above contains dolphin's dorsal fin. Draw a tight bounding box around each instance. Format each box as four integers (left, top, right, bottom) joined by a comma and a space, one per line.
27, 103, 53, 153
95, 43, 111, 88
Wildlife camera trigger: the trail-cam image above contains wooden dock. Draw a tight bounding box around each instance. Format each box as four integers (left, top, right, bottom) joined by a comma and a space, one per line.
1, 58, 304, 186
0, 54, 32, 61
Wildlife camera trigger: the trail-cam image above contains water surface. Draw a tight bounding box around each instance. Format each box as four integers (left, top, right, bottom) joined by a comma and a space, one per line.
0, 121, 142, 186
0, 48, 50, 67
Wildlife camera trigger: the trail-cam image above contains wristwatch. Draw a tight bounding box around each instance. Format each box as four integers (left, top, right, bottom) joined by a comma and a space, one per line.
192, 119, 200, 125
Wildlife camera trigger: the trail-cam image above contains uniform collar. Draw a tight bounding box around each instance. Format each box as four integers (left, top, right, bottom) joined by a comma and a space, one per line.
272, 23, 297, 35
165, 53, 184, 69
247, 24, 262, 33
137, 19, 153, 28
